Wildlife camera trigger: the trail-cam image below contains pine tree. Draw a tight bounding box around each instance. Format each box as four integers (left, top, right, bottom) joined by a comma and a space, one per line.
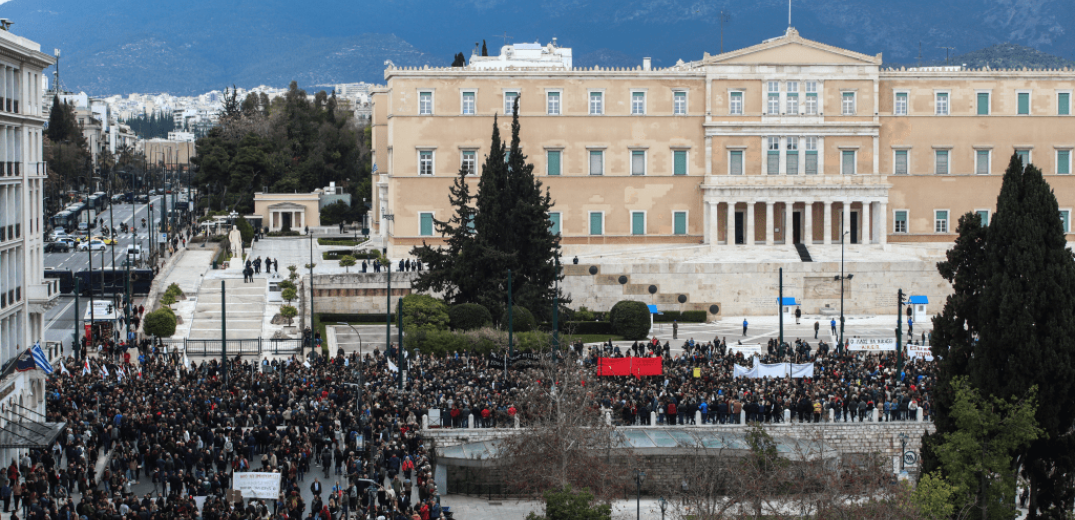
411, 163, 480, 303
481, 40, 488, 56
451, 52, 466, 67
972, 153, 1075, 517
922, 211, 988, 475
46, 96, 66, 141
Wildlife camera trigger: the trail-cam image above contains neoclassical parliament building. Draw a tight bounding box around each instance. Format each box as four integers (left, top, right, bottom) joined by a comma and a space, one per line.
369, 28, 1075, 258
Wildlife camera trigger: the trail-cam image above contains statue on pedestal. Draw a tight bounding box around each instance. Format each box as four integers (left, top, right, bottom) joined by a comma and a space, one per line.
228, 225, 244, 260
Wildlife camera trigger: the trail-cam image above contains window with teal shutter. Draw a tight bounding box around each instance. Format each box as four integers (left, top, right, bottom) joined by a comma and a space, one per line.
631, 212, 645, 235
1061, 210, 1071, 233
977, 92, 990, 115
1060, 93, 1071, 115
1017, 150, 1030, 167
547, 150, 561, 176
466, 215, 475, 234
420, 213, 433, 236
673, 150, 687, 175
1018, 92, 1030, 114
976, 210, 989, 227
842, 150, 855, 175
548, 213, 561, 235
1059, 150, 1071, 175
673, 212, 687, 235
589, 213, 603, 235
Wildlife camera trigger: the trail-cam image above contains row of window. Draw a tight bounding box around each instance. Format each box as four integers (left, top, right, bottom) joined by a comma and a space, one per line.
416, 208, 1072, 237
894, 148, 1070, 175
417, 211, 691, 237
418, 89, 690, 116
417, 148, 692, 176
897, 90, 1071, 116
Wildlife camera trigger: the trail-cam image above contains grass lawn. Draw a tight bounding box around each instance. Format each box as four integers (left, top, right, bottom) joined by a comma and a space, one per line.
317, 237, 368, 246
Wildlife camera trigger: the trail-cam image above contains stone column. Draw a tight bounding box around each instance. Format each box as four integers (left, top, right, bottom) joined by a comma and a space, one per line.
841, 200, 850, 242
765, 201, 774, 245
804, 202, 813, 244
863, 201, 872, 244
710, 201, 720, 245
727, 202, 736, 245
823, 200, 832, 245
785, 202, 794, 244
879, 202, 888, 245
746, 201, 755, 246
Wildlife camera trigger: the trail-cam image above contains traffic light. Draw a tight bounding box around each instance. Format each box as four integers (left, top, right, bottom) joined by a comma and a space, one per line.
150, 204, 154, 211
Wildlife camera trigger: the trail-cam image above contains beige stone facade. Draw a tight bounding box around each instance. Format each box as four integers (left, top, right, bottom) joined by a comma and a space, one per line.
370, 28, 1075, 256
253, 193, 320, 232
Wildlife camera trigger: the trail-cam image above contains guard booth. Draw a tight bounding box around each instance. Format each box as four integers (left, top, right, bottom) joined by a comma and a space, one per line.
778, 297, 800, 322
908, 296, 929, 323
647, 304, 663, 335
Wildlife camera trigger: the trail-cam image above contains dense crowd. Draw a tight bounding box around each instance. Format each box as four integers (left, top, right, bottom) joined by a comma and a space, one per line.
23, 333, 935, 520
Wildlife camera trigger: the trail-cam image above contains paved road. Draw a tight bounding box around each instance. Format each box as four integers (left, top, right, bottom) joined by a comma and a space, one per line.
42, 196, 179, 349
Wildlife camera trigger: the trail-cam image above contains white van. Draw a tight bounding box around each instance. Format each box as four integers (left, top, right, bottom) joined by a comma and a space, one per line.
126, 245, 143, 262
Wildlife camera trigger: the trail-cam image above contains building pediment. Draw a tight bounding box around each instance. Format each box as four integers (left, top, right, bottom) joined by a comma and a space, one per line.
703, 28, 881, 66
267, 202, 309, 211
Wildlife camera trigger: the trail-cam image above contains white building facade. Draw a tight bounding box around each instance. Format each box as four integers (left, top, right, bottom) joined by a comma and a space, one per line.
0, 26, 61, 460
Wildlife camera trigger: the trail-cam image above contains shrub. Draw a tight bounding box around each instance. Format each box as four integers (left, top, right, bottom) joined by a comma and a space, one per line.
236, 216, 255, 245
317, 313, 396, 323
574, 306, 596, 322
449, 303, 493, 331
652, 310, 708, 323
609, 300, 650, 340
278, 280, 296, 292
500, 305, 536, 333
401, 294, 450, 331
339, 255, 356, 272
280, 305, 298, 325
143, 308, 177, 338
563, 321, 613, 335
404, 326, 553, 357
164, 283, 183, 300
282, 287, 297, 304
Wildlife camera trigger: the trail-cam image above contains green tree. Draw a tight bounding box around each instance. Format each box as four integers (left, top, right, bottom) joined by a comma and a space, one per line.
448, 303, 492, 331
923, 211, 988, 475
339, 255, 356, 273
451, 52, 466, 67
319, 200, 354, 225
280, 305, 298, 326
609, 300, 650, 340
143, 308, 177, 339
974, 154, 1075, 516
500, 305, 536, 333
924, 377, 1042, 520
401, 294, 450, 331
235, 215, 255, 244
525, 486, 611, 520
482, 40, 488, 56
911, 472, 959, 520
282, 287, 297, 304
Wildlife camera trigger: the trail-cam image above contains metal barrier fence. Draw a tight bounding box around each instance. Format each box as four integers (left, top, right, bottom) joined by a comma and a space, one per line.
158, 338, 302, 357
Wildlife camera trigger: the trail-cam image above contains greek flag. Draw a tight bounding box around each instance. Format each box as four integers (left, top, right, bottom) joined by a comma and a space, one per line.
30, 343, 53, 375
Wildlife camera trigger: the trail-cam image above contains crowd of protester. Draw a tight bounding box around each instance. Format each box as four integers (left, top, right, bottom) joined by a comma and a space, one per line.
24, 332, 936, 520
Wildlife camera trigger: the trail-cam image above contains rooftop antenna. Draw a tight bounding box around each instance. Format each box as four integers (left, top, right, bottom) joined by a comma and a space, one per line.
788, 0, 792, 27
495, 31, 512, 49
917, 42, 923, 66
938, 46, 956, 65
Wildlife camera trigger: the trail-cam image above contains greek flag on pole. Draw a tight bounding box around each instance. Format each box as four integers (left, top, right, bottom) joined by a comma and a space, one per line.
30, 343, 53, 375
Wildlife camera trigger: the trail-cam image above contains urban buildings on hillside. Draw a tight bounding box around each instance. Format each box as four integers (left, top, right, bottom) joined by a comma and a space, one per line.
0, 25, 63, 461
370, 29, 1075, 255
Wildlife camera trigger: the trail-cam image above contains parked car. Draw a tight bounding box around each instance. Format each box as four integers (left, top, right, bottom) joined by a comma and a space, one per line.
44, 241, 70, 253
49, 227, 67, 240
78, 240, 107, 252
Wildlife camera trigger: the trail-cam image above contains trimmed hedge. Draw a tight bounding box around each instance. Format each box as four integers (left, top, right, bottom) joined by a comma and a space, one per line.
323, 250, 379, 261
500, 305, 536, 332
449, 303, 493, 331
563, 321, 613, 335
318, 238, 368, 247
610, 300, 651, 340
404, 327, 553, 357
653, 310, 708, 323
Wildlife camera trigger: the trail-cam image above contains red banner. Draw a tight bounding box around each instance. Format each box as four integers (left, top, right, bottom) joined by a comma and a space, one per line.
85, 324, 93, 345
597, 357, 662, 378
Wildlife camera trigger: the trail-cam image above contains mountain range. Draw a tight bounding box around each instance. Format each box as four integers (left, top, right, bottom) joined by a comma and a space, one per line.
3, 0, 1075, 96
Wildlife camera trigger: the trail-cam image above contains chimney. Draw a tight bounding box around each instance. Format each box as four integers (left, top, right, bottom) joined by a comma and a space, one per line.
643, 57, 652, 71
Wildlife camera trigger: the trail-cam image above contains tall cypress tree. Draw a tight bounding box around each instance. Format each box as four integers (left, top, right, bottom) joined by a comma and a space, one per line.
973, 154, 1075, 517
46, 96, 65, 141
503, 96, 566, 321
922, 212, 988, 475
481, 40, 488, 56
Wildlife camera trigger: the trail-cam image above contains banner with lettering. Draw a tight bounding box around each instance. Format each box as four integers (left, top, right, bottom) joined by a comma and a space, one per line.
847, 338, 897, 351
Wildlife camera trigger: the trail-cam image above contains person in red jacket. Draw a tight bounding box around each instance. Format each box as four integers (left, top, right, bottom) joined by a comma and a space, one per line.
481, 407, 491, 428
666, 401, 678, 426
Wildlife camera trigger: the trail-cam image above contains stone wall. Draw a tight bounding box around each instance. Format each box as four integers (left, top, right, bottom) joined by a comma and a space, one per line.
311, 272, 418, 314
559, 259, 949, 317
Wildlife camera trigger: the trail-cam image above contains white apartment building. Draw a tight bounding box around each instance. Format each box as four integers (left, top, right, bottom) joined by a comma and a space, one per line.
0, 26, 63, 461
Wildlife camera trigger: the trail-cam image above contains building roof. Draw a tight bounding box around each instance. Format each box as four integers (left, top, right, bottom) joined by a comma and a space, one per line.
778, 297, 799, 305
702, 27, 882, 66
908, 296, 928, 305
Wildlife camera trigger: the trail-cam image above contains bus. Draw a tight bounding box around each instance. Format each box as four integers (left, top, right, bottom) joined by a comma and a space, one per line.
43, 269, 75, 294
49, 211, 77, 231
76, 267, 154, 296
87, 193, 104, 212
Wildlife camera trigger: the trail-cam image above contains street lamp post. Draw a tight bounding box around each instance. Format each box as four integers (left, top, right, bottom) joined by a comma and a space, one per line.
633, 469, 645, 520
658, 496, 668, 520
834, 230, 853, 353
898, 432, 909, 471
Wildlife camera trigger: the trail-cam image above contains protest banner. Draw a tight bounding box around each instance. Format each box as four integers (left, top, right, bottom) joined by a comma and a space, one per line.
232, 472, 281, 500
847, 338, 897, 351
907, 344, 934, 361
